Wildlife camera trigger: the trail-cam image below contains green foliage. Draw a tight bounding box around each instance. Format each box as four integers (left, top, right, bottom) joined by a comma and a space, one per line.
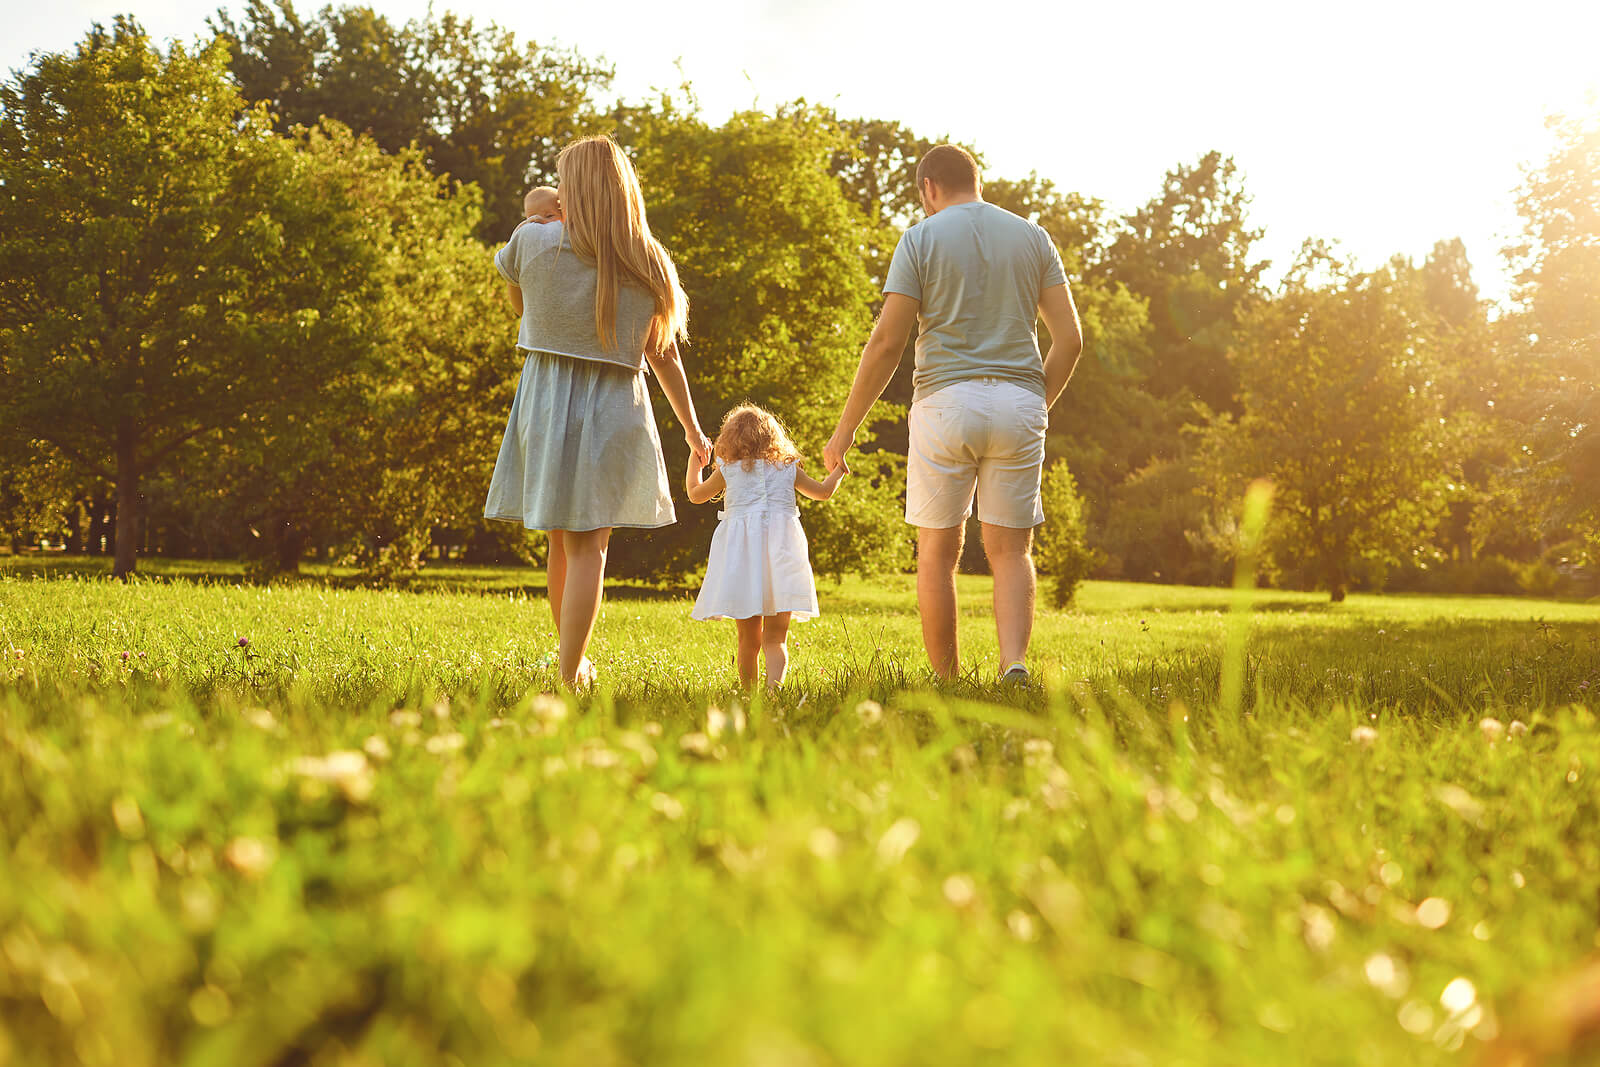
0, 23, 514, 580
213, 0, 613, 241
0, 21, 390, 576
2, 569, 1599, 1064
1098, 151, 1268, 413
1035, 461, 1103, 607
803, 455, 914, 583
1201, 246, 1447, 601
1497, 105, 1600, 565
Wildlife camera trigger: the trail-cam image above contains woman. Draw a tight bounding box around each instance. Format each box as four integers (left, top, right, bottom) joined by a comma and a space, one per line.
485, 136, 710, 688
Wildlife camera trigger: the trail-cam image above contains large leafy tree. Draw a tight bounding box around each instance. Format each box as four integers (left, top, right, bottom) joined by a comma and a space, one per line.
213, 0, 612, 241
1201, 245, 1446, 600
0, 21, 415, 577
1495, 106, 1600, 564
163, 127, 509, 578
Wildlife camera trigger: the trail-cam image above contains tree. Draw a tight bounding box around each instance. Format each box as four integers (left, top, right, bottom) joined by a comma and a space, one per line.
1201, 245, 1446, 601
1497, 104, 1600, 566
213, 0, 613, 241
0, 22, 408, 577
1036, 460, 1103, 608
1100, 151, 1268, 414
166, 126, 510, 579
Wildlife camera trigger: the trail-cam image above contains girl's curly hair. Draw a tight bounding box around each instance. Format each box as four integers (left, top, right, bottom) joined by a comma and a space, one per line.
713, 404, 804, 470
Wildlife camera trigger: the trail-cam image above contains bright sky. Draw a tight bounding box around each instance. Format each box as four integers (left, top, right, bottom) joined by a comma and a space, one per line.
10, 0, 1600, 303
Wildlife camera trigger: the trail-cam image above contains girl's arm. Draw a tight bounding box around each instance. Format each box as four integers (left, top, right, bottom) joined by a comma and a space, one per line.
645, 342, 711, 465
504, 282, 523, 315
685, 455, 726, 505
796, 462, 847, 502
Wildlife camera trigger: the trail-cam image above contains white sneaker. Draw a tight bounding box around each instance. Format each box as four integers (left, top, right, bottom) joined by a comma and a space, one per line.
999, 661, 1031, 686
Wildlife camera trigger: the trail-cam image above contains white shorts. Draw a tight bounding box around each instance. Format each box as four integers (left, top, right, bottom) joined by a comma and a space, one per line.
906, 378, 1048, 529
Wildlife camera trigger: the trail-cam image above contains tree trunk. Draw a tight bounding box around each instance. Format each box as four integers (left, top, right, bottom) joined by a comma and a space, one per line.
274, 521, 307, 575
112, 430, 140, 580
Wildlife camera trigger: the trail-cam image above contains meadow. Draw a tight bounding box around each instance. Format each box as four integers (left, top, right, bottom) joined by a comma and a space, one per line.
1, 558, 1598, 1066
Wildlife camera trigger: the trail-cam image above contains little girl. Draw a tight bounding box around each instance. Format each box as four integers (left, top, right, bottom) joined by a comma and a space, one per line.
686, 404, 847, 688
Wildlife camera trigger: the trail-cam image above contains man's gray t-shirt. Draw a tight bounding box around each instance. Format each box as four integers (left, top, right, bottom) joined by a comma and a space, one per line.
883, 201, 1067, 403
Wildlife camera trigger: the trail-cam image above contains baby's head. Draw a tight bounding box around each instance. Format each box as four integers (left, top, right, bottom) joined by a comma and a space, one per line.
714, 404, 804, 470
522, 186, 562, 221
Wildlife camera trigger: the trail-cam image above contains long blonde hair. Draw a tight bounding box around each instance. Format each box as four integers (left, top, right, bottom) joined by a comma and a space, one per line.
556, 136, 688, 355
714, 404, 804, 471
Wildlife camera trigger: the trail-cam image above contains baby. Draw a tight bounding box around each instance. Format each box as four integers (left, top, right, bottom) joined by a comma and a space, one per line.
519, 186, 562, 227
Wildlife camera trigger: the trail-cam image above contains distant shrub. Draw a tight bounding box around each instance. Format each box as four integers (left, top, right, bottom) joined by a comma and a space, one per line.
1036, 460, 1104, 608
1517, 558, 1565, 598
804, 454, 914, 583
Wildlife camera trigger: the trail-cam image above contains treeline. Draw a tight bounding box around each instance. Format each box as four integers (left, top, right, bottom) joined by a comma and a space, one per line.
1, 3, 1595, 599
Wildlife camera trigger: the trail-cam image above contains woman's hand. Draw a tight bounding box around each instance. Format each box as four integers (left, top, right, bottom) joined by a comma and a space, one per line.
685, 427, 712, 468
823, 427, 854, 473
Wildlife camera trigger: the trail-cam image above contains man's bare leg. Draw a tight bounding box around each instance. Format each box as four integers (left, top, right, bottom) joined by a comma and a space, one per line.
917, 524, 966, 679
982, 522, 1036, 671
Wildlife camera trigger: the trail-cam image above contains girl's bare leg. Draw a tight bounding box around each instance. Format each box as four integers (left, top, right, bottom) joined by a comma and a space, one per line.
557, 527, 611, 687
546, 530, 567, 637
762, 612, 792, 687
735, 616, 764, 688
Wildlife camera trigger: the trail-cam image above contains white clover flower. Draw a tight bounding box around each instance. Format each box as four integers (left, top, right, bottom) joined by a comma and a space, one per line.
876, 817, 920, 865
290, 750, 374, 803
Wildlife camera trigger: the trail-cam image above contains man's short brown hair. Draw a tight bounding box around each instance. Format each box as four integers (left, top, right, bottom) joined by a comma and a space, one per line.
915, 144, 980, 196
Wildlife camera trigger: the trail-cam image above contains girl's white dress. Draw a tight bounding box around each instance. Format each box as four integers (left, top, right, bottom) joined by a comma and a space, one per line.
691, 459, 820, 621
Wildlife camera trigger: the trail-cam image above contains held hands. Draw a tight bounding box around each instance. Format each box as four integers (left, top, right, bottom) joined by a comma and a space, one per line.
685, 427, 712, 469
823, 427, 854, 475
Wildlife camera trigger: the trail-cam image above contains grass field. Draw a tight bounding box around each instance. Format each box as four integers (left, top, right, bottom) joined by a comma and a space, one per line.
2, 559, 1598, 1065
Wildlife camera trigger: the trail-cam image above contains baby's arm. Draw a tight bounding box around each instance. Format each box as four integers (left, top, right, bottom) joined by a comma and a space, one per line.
796, 462, 847, 501
685, 456, 726, 505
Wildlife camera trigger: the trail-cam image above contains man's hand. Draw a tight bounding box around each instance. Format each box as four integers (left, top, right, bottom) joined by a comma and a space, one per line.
1038, 283, 1084, 409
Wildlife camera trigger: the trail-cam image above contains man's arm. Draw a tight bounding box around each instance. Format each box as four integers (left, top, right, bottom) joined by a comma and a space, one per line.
1037, 283, 1083, 409
823, 292, 919, 471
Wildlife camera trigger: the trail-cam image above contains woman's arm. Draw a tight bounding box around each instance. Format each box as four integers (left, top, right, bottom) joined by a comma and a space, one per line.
645, 342, 711, 464
796, 464, 847, 502
685, 456, 725, 504
504, 282, 523, 316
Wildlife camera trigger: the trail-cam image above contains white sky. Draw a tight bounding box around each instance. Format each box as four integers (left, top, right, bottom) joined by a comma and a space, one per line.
10, 0, 1600, 303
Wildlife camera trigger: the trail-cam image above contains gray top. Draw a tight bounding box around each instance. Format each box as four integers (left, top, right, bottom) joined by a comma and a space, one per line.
494, 220, 656, 372
883, 201, 1068, 403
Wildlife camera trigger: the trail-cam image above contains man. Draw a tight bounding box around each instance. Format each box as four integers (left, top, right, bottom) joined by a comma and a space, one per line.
823, 144, 1084, 684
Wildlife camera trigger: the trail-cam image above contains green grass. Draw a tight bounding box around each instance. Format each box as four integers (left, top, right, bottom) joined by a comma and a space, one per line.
2, 561, 1598, 1065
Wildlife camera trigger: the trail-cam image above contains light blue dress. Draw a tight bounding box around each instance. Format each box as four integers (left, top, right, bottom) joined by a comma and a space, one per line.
483, 350, 675, 532
483, 220, 676, 532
